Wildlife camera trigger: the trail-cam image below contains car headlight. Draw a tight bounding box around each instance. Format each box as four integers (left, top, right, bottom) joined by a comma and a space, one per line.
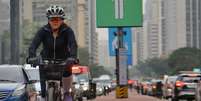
75, 84, 80, 89
12, 85, 26, 96
98, 88, 103, 92
83, 86, 88, 91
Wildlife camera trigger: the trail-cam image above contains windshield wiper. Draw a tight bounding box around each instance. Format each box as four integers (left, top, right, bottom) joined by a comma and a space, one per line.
0, 80, 16, 83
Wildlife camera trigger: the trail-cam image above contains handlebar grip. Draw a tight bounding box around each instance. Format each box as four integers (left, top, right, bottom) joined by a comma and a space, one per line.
26, 57, 40, 66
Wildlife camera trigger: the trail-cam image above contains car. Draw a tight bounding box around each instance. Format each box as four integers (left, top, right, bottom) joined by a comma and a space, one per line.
172, 71, 201, 101
0, 65, 31, 101
163, 75, 177, 99
95, 82, 104, 96
24, 65, 41, 101
150, 79, 163, 98
72, 65, 96, 101
195, 81, 201, 101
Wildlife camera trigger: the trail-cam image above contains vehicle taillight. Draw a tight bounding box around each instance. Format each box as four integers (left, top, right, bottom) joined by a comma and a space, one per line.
152, 85, 156, 89
176, 81, 185, 87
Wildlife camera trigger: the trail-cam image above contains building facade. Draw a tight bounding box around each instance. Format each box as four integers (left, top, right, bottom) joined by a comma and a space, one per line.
144, 0, 162, 59
186, 0, 201, 49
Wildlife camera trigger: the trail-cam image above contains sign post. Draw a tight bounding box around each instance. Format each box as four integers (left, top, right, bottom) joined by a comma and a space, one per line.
96, 0, 143, 99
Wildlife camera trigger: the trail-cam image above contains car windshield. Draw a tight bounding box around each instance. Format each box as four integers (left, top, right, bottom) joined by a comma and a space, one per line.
0, 65, 27, 83
168, 76, 177, 83
24, 68, 40, 81
76, 73, 89, 82
181, 76, 201, 83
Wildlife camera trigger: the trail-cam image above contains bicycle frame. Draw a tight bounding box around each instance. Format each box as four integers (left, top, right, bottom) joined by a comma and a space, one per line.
39, 60, 66, 101
28, 58, 75, 101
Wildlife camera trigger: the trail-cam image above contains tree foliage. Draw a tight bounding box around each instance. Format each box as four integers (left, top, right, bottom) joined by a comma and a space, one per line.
130, 57, 170, 78
20, 22, 41, 64
168, 47, 201, 74
78, 47, 89, 66
89, 64, 112, 78
78, 47, 111, 78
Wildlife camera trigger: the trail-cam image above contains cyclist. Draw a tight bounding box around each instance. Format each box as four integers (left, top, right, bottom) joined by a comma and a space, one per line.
28, 5, 77, 101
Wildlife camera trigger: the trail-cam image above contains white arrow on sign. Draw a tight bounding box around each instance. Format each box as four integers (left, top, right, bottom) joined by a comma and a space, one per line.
114, 0, 124, 19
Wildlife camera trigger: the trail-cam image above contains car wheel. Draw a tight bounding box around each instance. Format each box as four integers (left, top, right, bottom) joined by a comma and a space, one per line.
78, 97, 83, 101
171, 97, 179, 101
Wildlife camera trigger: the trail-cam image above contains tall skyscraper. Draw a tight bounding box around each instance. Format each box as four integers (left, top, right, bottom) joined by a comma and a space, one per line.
186, 0, 201, 49
144, 0, 162, 58
161, 0, 186, 56
133, 27, 145, 64
141, 0, 201, 61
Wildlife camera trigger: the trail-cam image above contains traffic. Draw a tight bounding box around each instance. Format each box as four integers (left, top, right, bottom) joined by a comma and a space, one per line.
134, 70, 201, 101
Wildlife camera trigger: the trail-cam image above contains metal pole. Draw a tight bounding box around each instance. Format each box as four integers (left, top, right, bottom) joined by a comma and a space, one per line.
10, 0, 20, 64
115, 27, 128, 98
116, 27, 123, 85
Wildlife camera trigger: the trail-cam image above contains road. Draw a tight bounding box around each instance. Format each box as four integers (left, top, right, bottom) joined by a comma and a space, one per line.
91, 90, 167, 101
30, 90, 167, 101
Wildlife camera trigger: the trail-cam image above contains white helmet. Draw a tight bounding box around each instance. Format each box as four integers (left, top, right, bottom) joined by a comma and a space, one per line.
46, 5, 65, 19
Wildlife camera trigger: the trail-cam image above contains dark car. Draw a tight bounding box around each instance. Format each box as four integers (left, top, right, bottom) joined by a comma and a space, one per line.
151, 79, 163, 98
172, 72, 201, 101
0, 65, 30, 101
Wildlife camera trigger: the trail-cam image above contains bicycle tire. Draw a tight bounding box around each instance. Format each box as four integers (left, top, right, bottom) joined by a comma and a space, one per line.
48, 87, 54, 101
55, 88, 62, 101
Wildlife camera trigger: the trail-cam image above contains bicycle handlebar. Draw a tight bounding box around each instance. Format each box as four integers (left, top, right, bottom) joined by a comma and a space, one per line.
27, 57, 79, 67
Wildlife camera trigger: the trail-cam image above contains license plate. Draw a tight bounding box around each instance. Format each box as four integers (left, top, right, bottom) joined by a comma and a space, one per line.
180, 91, 195, 95
187, 84, 196, 88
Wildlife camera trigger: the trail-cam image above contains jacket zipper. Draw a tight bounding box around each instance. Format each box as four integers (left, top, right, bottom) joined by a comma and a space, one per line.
54, 38, 56, 59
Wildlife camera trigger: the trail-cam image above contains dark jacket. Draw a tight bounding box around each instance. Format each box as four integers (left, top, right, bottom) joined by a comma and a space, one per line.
28, 23, 77, 60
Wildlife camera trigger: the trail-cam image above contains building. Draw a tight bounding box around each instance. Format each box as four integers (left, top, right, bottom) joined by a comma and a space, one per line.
140, 0, 201, 62
144, 0, 162, 59
161, 0, 186, 56
98, 40, 112, 67
185, 0, 201, 49
22, 0, 33, 23
133, 27, 145, 64
161, 0, 201, 55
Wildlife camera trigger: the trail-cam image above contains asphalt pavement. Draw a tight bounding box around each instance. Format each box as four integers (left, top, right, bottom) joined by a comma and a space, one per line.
92, 90, 168, 101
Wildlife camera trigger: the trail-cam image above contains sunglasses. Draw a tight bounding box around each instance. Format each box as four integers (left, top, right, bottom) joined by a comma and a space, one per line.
49, 17, 63, 22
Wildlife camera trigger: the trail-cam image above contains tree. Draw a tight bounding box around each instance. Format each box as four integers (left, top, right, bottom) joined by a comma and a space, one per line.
168, 47, 201, 74
20, 22, 41, 64
89, 64, 112, 78
78, 47, 89, 66
130, 57, 170, 78
1, 30, 10, 64
77, 47, 111, 78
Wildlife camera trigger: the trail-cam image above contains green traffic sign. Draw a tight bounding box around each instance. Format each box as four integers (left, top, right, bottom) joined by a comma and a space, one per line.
96, 0, 143, 27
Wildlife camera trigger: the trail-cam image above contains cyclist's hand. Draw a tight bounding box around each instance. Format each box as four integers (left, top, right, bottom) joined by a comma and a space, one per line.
65, 58, 77, 67
26, 57, 40, 67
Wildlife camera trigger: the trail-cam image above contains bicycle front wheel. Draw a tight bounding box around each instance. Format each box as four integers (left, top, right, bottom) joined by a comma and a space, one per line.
47, 87, 54, 101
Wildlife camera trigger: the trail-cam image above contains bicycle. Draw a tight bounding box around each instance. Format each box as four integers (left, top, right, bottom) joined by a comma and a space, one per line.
27, 57, 74, 101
